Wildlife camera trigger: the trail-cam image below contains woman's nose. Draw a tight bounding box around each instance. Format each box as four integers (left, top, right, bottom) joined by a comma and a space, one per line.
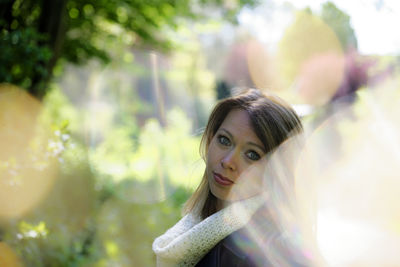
221, 150, 237, 171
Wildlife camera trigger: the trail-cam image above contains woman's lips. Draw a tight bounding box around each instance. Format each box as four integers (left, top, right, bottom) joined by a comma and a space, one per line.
213, 172, 234, 186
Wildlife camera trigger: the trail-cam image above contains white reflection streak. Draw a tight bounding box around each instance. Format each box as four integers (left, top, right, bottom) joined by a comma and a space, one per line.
150, 52, 166, 200
151, 52, 166, 126
364, 94, 400, 163
314, 89, 400, 266
317, 211, 378, 266
87, 70, 106, 148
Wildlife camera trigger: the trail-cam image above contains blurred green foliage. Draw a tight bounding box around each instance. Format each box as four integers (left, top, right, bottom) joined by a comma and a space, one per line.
0, 28, 52, 96
0, 0, 258, 99
320, 2, 358, 51
1, 84, 204, 266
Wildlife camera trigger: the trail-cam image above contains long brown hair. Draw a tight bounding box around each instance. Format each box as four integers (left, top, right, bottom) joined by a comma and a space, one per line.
184, 88, 303, 219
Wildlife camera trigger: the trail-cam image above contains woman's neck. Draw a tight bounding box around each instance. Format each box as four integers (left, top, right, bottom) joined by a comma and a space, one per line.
216, 199, 232, 212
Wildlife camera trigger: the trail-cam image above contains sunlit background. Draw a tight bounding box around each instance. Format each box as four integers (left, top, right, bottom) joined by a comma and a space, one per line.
1, 0, 400, 266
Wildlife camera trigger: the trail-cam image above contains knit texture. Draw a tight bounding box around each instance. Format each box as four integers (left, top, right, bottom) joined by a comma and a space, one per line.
152, 194, 265, 267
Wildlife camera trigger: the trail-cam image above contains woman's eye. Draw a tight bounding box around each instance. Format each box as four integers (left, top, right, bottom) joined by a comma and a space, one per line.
217, 135, 231, 146
246, 150, 261, 161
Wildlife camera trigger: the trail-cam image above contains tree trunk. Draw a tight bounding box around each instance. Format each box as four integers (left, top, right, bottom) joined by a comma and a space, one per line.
30, 0, 67, 99
0, 0, 15, 30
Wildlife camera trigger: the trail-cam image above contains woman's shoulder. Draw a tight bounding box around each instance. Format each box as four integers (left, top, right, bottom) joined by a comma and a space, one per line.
196, 218, 315, 267
231, 228, 314, 266
195, 231, 257, 267
196, 226, 277, 267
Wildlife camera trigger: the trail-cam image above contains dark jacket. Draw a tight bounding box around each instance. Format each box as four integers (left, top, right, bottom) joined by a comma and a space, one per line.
195, 228, 261, 267
196, 207, 312, 267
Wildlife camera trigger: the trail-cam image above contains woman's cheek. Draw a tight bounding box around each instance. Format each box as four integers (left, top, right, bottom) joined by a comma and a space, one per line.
248, 161, 266, 184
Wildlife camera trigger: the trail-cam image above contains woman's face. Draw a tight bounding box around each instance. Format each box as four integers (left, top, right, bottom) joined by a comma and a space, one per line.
206, 109, 268, 203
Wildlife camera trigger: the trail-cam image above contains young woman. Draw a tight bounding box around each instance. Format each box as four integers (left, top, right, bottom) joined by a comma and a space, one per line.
153, 89, 314, 266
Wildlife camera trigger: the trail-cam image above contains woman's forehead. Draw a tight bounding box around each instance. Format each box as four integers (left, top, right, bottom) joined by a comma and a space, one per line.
219, 109, 262, 146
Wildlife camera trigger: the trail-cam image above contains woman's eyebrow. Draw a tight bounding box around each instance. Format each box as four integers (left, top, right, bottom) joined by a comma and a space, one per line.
220, 128, 233, 139
220, 128, 265, 153
247, 142, 266, 153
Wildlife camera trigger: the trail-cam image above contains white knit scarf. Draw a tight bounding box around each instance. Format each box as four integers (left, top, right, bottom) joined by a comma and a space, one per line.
152, 194, 265, 267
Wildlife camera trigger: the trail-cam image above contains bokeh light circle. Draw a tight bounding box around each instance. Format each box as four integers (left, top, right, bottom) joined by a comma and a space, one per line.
0, 84, 58, 220
277, 11, 344, 106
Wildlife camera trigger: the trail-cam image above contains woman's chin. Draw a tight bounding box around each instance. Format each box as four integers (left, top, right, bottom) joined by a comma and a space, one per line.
210, 188, 246, 203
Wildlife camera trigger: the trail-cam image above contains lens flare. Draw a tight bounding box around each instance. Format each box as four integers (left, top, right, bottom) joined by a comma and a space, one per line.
296, 83, 400, 266
225, 133, 320, 266
295, 52, 345, 106
0, 84, 58, 220
277, 11, 344, 105
246, 40, 279, 91
222, 82, 400, 266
